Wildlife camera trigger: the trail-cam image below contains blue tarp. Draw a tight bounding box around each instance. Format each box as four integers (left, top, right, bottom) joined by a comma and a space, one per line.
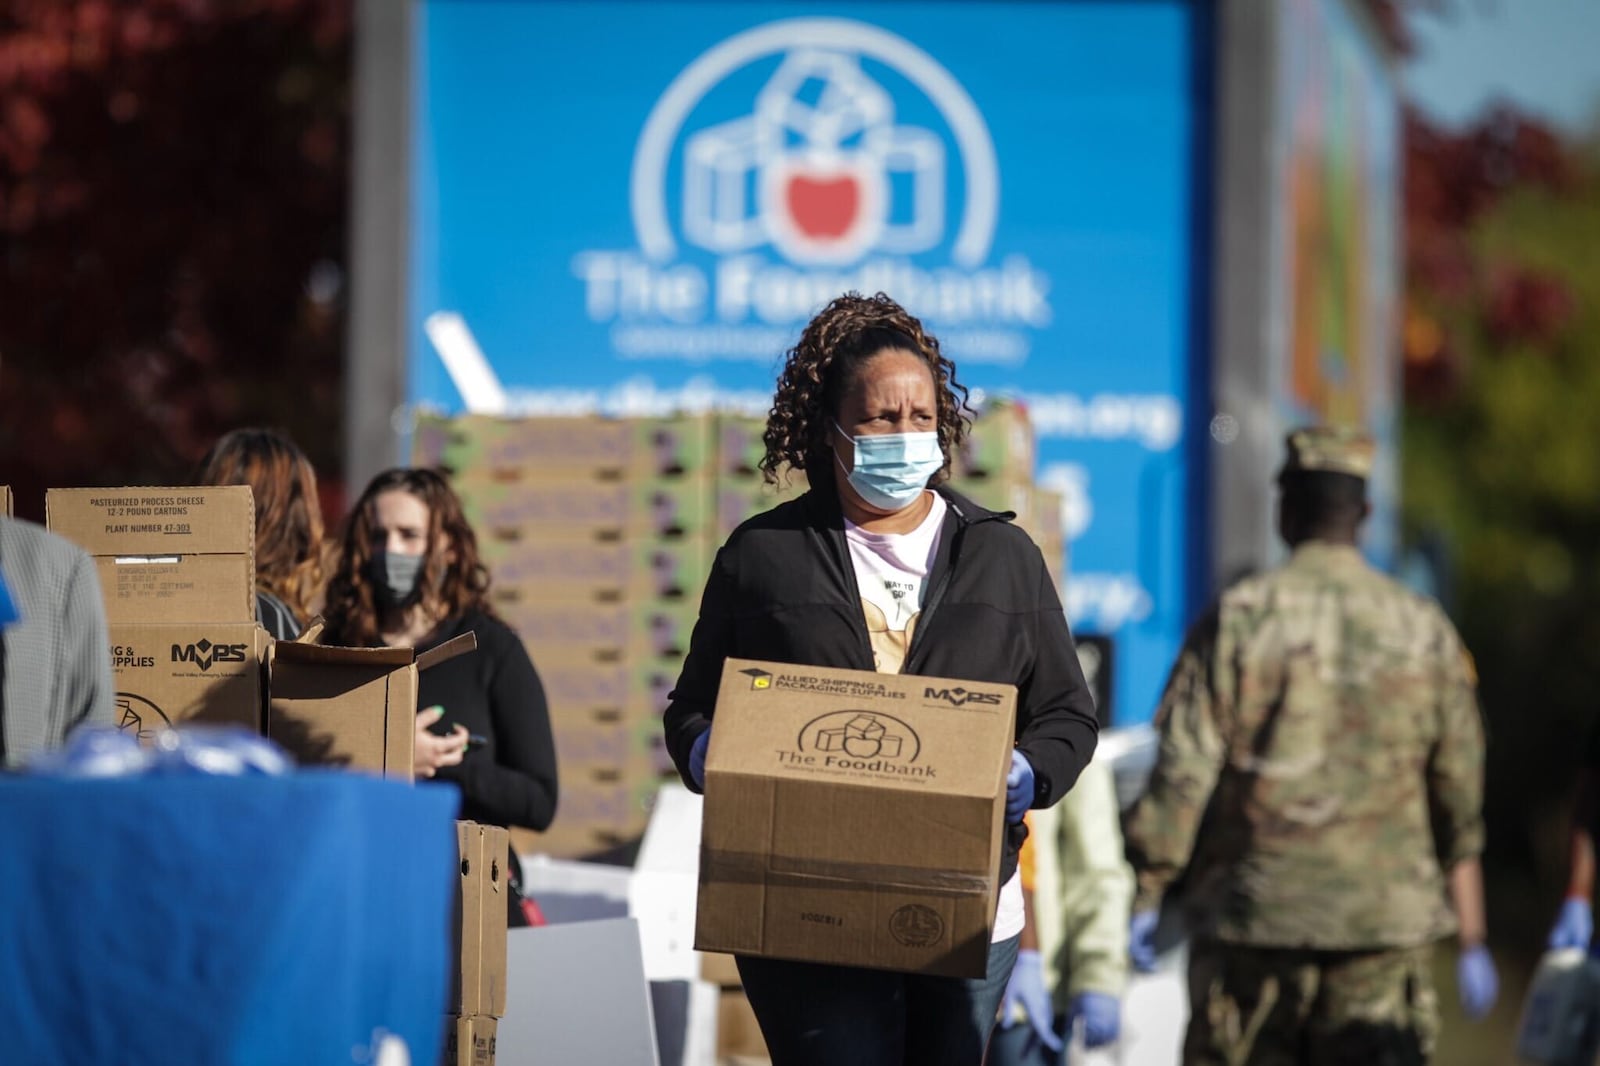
0, 771, 460, 1065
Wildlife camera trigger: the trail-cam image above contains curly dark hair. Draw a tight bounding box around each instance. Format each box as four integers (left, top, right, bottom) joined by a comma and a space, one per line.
762, 292, 971, 488
321, 468, 494, 647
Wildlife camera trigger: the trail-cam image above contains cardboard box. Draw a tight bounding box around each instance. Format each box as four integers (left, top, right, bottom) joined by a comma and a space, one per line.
1031, 487, 1064, 546
414, 413, 713, 479
717, 989, 769, 1059
715, 416, 768, 479
956, 399, 1035, 479
442, 1014, 497, 1066
109, 623, 267, 737
701, 951, 741, 987
46, 487, 256, 623
451, 822, 486, 1018
515, 822, 640, 861
450, 822, 510, 1019
483, 538, 712, 603
498, 599, 698, 664
539, 661, 680, 719
697, 658, 1015, 978
946, 475, 1038, 528
266, 633, 476, 780
455, 476, 714, 543
0, 485, 11, 517
716, 473, 809, 536
548, 705, 673, 773
525, 770, 665, 859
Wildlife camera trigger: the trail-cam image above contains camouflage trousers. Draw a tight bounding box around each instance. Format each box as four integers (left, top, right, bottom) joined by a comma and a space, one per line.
1183, 940, 1439, 1066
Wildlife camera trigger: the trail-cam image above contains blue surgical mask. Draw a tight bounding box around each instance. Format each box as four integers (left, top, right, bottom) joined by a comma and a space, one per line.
834, 421, 944, 511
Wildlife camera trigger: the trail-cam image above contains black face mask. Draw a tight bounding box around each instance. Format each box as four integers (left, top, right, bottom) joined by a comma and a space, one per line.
370, 551, 425, 608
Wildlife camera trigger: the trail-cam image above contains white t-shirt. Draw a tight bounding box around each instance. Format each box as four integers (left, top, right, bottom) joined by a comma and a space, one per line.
844, 492, 1025, 944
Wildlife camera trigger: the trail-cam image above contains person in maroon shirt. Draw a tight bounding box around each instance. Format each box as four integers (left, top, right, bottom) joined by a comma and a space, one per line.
323, 468, 558, 925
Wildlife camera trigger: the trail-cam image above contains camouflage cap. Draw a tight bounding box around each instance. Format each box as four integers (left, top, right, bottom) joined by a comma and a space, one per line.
1280, 425, 1376, 480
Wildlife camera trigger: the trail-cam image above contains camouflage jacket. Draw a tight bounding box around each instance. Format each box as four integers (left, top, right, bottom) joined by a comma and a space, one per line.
1124, 542, 1485, 949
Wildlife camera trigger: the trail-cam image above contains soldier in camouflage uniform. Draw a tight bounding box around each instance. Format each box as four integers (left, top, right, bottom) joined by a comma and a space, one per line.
1123, 426, 1498, 1065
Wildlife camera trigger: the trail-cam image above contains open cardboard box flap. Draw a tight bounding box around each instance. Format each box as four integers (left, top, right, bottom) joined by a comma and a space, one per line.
274, 627, 478, 671
417, 632, 478, 671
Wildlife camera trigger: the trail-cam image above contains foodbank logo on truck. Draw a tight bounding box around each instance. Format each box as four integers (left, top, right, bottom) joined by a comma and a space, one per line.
573, 17, 1052, 365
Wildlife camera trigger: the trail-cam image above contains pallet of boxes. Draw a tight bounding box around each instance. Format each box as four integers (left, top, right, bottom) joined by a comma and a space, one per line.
414, 410, 815, 863
947, 398, 1067, 591
414, 413, 719, 860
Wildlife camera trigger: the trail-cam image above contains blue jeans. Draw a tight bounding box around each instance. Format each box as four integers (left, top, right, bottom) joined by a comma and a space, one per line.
736, 935, 1022, 1066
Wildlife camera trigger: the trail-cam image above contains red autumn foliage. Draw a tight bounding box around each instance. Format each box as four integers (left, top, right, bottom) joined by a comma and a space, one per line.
0, 0, 351, 522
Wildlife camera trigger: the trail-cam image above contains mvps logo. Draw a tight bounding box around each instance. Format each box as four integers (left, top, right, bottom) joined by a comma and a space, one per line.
171, 638, 248, 672
923, 685, 1002, 708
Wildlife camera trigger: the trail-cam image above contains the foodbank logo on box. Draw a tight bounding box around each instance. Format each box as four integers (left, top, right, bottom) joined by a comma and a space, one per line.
574, 17, 1050, 363
778, 709, 930, 778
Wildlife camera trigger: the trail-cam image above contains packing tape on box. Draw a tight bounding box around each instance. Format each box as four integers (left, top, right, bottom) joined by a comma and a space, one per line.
701, 850, 992, 897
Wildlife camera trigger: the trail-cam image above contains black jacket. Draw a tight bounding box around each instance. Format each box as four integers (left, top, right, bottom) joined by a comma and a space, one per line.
663, 486, 1099, 885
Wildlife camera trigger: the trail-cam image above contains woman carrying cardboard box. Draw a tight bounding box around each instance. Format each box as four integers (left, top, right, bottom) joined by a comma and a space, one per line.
663, 292, 1100, 1065
323, 468, 558, 926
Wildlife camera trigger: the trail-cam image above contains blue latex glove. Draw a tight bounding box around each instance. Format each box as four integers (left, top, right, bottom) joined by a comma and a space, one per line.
1069, 991, 1121, 1049
689, 729, 710, 790
1549, 897, 1593, 950
998, 949, 1063, 1053
1458, 944, 1499, 1020
1006, 750, 1035, 824
1129, 910, 1160, 973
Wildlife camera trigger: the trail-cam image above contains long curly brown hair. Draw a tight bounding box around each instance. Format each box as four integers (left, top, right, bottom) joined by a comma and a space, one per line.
762, 292, 970, 489
195, 428, 325, 623
322, 468, 493, 647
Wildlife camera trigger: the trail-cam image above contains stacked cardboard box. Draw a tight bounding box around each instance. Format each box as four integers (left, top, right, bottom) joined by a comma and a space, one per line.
711, 416, 808, 539
46, 487, 268, 738
416, 414, 720, 859
443, 821, 508, 1066
697, 658, 1015, 977
949, 399, 1067, 590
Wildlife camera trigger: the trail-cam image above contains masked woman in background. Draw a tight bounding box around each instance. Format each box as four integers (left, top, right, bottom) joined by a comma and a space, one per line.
323, 468, 558, 925
196, 428, 325, 640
